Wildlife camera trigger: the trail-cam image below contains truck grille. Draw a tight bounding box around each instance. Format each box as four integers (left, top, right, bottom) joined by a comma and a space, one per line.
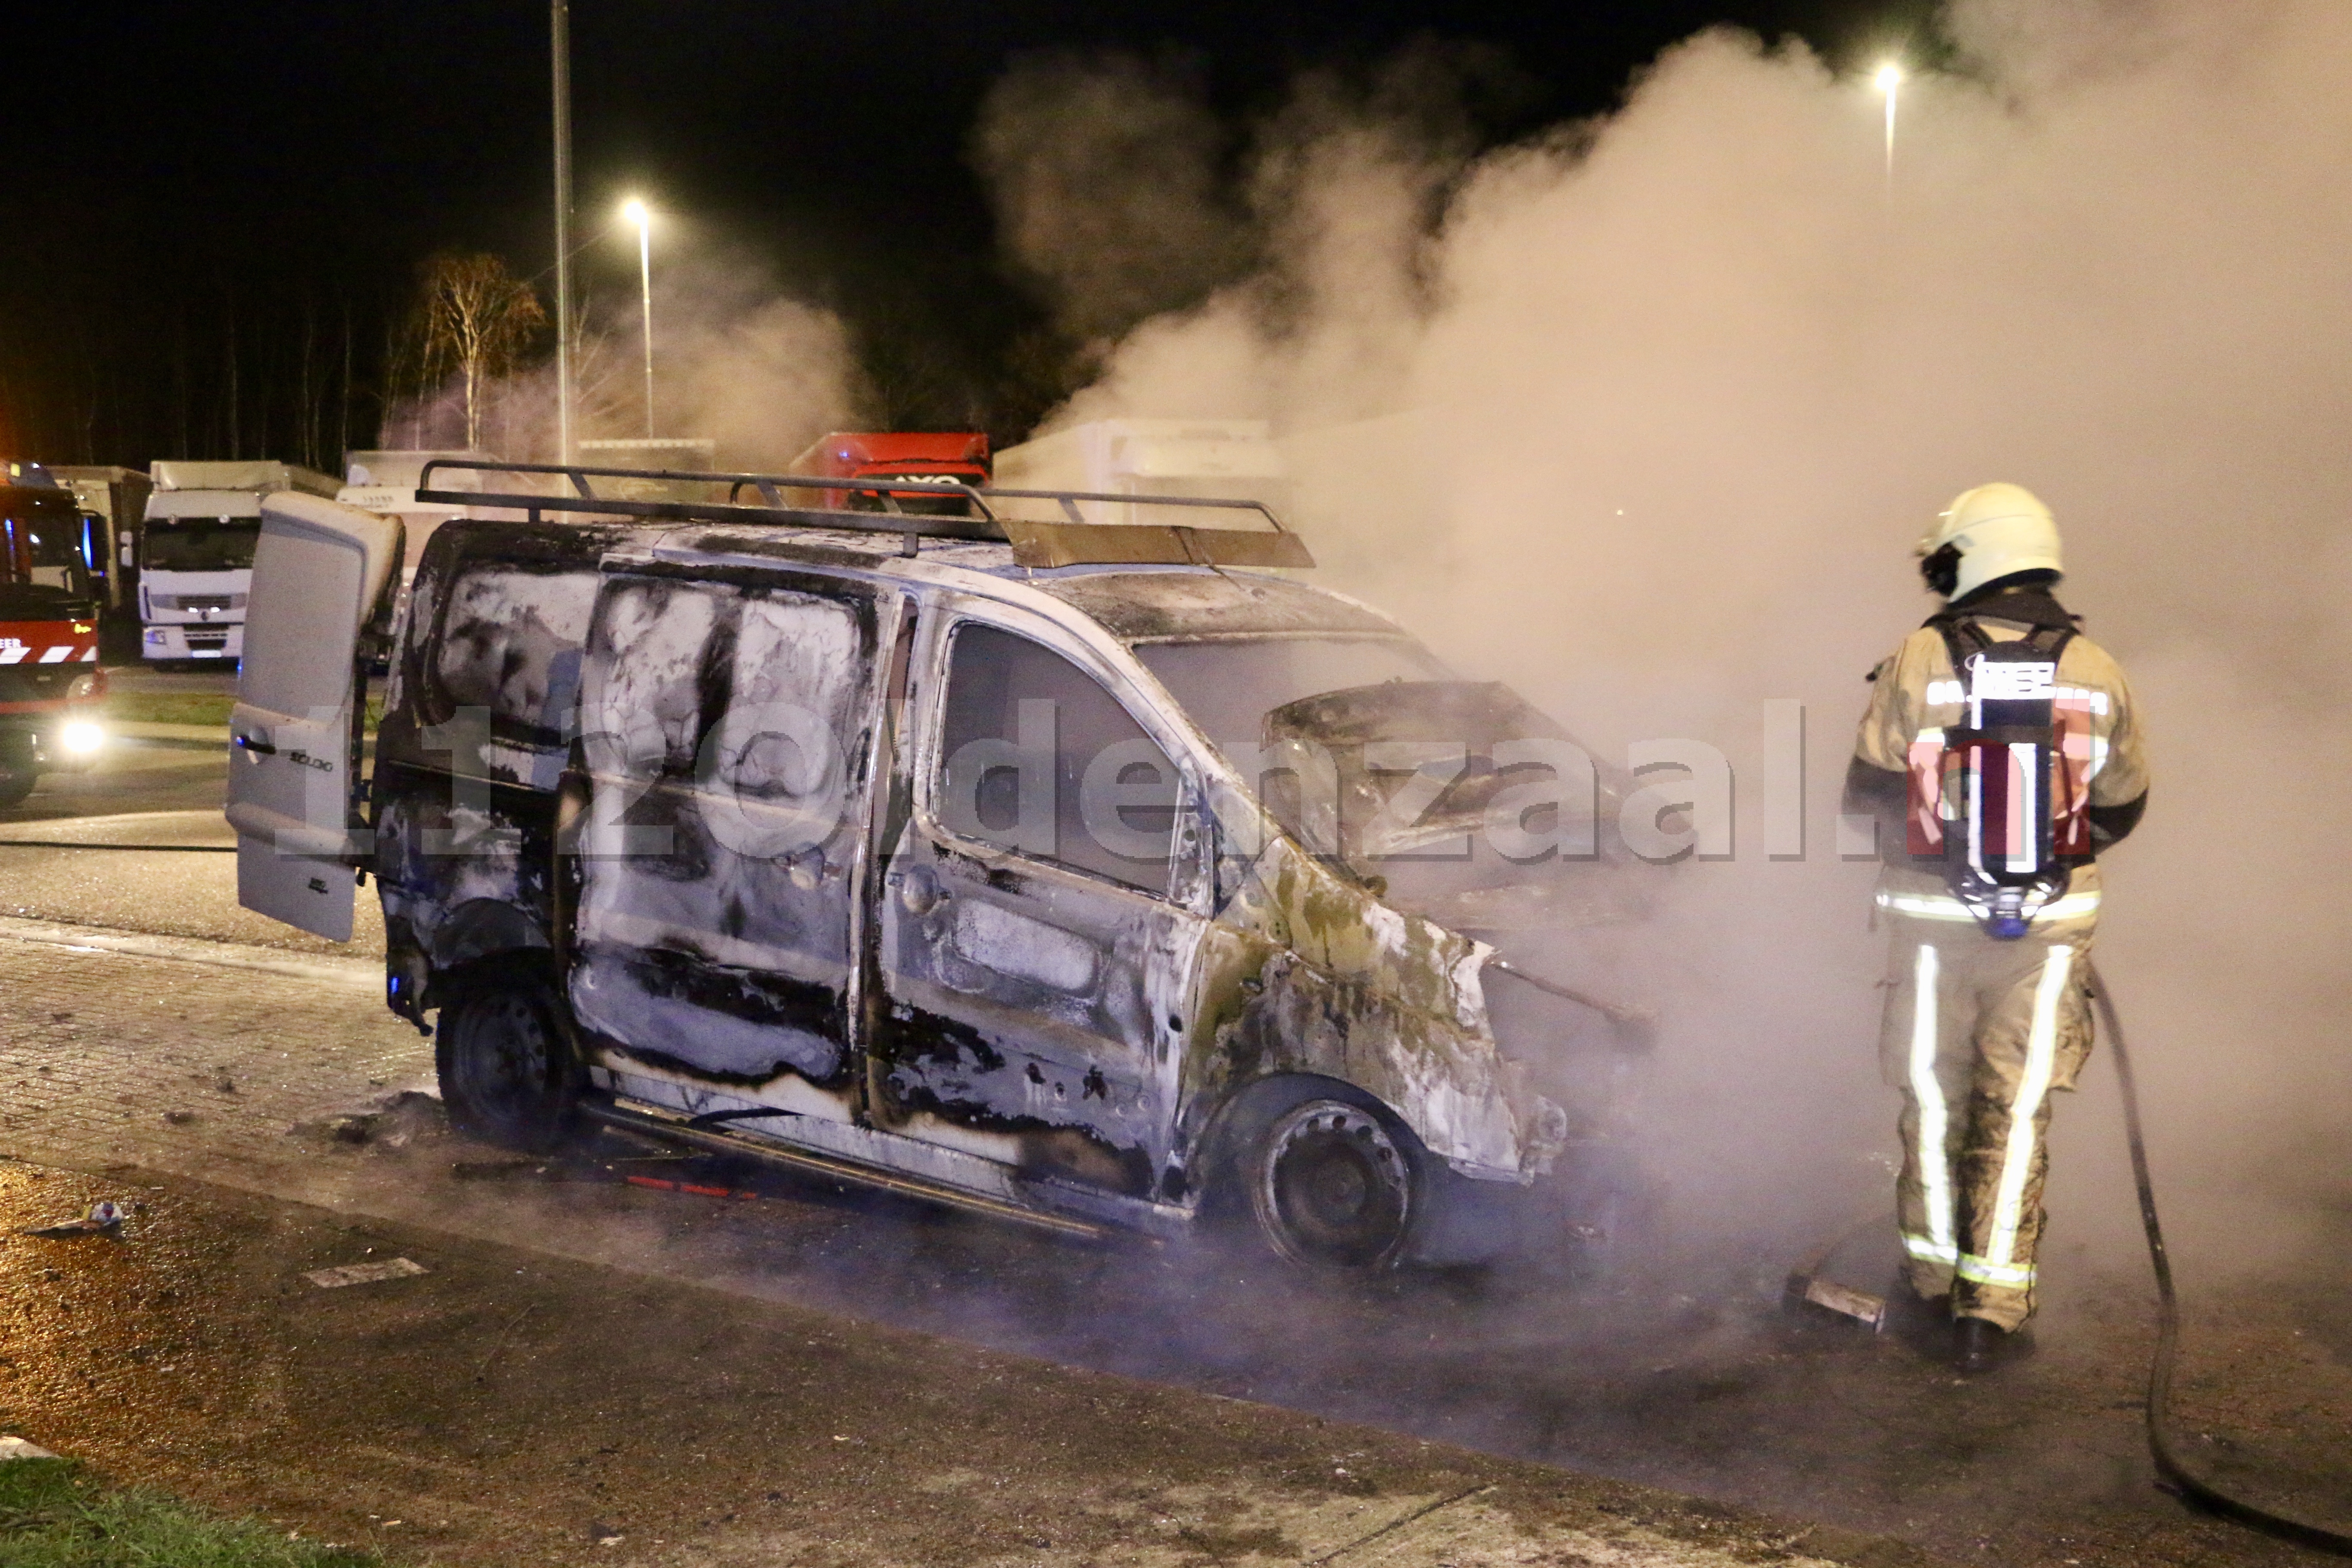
149, 593, 245, 612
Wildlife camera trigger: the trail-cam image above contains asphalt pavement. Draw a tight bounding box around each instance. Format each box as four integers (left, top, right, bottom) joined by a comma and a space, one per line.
0, 683, 2344, 1566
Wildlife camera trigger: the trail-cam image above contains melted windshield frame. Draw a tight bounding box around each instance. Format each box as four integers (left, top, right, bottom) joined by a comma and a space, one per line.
1131, 633, 1623, 895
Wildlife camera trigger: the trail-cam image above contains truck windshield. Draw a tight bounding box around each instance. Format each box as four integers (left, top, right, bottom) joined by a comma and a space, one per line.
145, 518, 261, 573
0, 506, 91, 594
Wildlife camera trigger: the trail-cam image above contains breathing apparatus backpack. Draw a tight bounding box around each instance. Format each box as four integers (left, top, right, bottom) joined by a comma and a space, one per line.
1910, 597, 2091, 939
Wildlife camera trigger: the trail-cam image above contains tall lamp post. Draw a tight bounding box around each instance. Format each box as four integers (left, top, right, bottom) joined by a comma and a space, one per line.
622, 197, 655, 438
551, 0, 575, 462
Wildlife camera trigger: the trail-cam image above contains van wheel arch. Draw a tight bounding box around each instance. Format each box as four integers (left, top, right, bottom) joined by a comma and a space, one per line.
434, 954, 586, 1153
1195, 1073, 1432, 1273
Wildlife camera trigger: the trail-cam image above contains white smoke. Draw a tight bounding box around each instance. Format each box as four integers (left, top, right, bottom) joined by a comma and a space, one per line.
384, 247, 859, 472
990, 0, 2352, 1278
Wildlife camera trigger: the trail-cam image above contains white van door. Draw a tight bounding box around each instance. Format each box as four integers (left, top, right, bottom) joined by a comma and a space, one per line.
227, 492, 400, 941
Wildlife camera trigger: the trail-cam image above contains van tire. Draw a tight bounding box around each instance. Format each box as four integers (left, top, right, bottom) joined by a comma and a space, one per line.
0, 763, 35, 809
435, 964, 583, 1153
1211, 1078, 1427, 1273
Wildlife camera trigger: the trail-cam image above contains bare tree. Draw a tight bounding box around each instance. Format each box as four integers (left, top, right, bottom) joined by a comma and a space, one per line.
412, 252, 546, 451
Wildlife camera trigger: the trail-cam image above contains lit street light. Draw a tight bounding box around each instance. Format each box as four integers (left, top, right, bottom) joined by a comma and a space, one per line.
1874, 62, 1905, 191
622, 196, 655, 438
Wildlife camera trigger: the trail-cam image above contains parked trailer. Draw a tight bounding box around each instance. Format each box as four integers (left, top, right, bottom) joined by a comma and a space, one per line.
50, 466, 151, 655
991, 419, 1288, 528
339, 450, 502, 621
141, 459, 338, 663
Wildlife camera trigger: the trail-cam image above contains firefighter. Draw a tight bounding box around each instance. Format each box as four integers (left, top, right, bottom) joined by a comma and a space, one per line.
1844, 483, 2150, 1375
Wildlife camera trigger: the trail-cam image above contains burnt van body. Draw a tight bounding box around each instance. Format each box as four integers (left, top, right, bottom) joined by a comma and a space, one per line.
234, 467, 1645, 1270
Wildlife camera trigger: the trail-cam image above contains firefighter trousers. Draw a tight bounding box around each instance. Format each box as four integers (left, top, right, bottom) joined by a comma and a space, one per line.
1877, 897, 2098, 1331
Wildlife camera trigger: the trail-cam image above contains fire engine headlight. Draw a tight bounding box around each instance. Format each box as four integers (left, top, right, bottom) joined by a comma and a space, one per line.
64, 671, 104, 703
57, 720, 105, 756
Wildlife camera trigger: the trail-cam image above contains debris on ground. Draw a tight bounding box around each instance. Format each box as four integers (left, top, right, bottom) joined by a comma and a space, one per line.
303, 1257, 429, 1289
20, 1200, 126, 1237
0, 1436, 59, 1461
291, 1089, 444, 1149
450, 1156, 763, 1203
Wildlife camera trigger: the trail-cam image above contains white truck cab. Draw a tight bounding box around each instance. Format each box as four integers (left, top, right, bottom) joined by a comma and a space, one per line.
142, 460, 338, 663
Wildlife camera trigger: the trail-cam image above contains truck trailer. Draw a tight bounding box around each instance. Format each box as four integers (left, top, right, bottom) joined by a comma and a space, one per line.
990, 419, 1287, 528
52, 465, 152, 658
141, 459, 338, 664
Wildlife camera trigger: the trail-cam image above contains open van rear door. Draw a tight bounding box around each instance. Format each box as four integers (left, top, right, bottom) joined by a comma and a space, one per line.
227, 493, 401, 941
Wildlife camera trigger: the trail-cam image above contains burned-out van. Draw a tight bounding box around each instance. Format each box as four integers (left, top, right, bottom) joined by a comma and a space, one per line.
229, 464, 1647, 1271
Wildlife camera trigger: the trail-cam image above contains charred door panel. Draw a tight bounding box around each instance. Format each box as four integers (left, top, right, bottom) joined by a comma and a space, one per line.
573, 572, 883, 1116
373, 530, 613, 1001
875, 618, 1206, 1197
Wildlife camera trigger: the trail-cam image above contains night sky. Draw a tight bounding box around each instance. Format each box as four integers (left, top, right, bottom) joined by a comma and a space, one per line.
0, 1, 1930, 468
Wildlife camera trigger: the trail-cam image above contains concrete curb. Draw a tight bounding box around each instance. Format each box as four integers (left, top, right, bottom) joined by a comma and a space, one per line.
0, 914, 379, 989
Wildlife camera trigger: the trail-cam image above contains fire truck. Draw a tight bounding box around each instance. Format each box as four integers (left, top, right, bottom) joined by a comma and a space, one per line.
0, 462, 105, 808
788, 431, 990, 513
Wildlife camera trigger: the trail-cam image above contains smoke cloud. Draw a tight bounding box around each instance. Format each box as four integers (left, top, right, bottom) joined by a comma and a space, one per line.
985, 0, 2352, 1283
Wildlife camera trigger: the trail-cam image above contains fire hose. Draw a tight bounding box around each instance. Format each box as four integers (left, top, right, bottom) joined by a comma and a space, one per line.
1791, 964, 2352, 1556
2088, 962, 2352, 1557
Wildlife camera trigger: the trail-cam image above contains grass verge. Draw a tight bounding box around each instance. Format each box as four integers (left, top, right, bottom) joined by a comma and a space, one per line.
100, 694, 385, 732
0, 1458, 382, 1567
102, 692, 235, 728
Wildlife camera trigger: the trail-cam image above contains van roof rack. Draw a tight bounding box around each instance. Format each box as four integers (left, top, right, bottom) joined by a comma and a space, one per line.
413, 459, 1313, 570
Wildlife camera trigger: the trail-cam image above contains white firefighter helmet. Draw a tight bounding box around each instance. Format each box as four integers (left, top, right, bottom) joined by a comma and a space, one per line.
1915, 482, 2063, 599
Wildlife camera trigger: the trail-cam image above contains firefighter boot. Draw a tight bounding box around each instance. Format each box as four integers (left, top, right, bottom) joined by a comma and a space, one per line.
1954, 1315, 2035, 1377
1883, 1276, 1956, 1357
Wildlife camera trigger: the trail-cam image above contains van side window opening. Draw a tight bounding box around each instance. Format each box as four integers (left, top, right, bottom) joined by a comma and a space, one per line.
714, 594, 861, 806
937, 622, 1181, 897
686, 590, 876, 863
588, 581, 725, 778
430, 567, 598, 744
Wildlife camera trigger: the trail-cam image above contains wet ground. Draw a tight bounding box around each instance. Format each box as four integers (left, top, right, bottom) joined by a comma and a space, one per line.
0, 1160, 1944, 1568
0, 685, 2346, 1565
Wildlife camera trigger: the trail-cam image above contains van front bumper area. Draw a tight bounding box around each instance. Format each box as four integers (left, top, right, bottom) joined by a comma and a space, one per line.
1411, 1138, 1648, 1272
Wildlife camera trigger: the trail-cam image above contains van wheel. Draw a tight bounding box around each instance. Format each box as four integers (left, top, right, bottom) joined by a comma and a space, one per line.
435, 967, 582, 1153
1229, 1084, 1424, 1272
0, 763, 36, 809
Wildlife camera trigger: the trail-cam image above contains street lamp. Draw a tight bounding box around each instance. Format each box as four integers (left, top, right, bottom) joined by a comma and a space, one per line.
1874, 62, 1905, 190
622, 196, 655, 438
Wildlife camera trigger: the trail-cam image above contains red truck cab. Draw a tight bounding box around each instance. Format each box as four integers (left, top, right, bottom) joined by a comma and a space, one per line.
788, 431, 990, 515
0, 463, 105, 807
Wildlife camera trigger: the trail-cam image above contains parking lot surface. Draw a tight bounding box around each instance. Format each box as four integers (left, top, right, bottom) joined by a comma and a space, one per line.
0, 752, 2343, 1566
